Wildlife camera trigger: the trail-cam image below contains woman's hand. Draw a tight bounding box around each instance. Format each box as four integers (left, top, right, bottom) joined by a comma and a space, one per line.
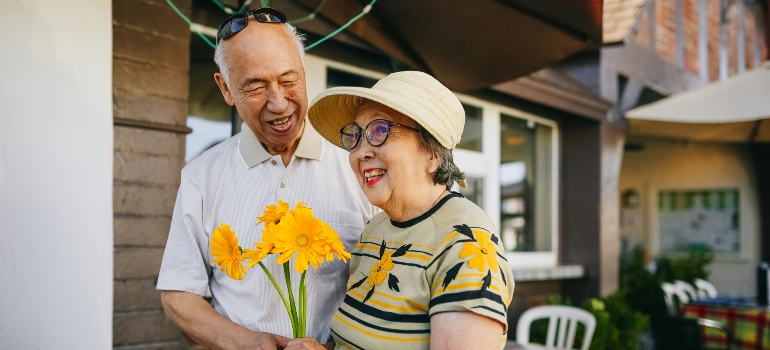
430, 312, 504, 350
283, 338, 334, 350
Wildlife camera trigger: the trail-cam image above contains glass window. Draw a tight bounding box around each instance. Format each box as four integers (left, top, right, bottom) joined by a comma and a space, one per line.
454, 176, 484, 209
327, 67, 378, 88
456, 103, 483, 152
499, 115, 553, 252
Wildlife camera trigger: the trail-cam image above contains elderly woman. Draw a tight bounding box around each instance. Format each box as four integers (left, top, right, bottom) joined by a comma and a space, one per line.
302, 71, 514, 350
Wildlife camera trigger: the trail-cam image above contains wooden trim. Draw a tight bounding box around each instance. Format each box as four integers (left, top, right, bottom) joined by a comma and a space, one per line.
113, 118, 192, 134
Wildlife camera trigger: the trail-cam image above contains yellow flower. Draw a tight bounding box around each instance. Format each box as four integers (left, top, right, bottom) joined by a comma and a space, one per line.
210, 223, 248, 280
317, 222, 352, 262
459, 230, 499, 272
367, 251, 394, 287
244, 222, 284, 267
257, 200, 290, 224
273, 206, 326, 274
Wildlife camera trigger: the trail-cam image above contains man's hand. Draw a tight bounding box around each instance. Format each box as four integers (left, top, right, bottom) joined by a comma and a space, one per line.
254, 332, 290, 350
283, 338, 334, 350
161, 290, 289, 350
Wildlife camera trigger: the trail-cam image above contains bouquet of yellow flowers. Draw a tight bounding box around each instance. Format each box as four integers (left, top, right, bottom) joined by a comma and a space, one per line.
209, 200, 351, 338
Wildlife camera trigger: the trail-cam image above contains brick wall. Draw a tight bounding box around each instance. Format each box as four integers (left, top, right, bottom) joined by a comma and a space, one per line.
683, 0, 700, 74
631, 0, 767, 81
112, 0, 191, 348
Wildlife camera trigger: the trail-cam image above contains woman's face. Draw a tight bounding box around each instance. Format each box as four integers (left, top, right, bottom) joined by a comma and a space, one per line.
348, 101, 435, 210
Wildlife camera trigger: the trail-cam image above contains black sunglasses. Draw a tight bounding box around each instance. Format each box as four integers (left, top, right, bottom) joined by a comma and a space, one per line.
216, 7, 287, 44
340, 119, 421, 151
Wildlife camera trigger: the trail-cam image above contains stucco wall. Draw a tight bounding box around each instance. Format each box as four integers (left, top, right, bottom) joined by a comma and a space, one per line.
0, 0, 113, 348
620, 137, 760, 295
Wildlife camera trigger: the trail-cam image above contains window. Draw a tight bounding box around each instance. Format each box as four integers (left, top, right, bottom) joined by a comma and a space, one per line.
499, 115, 554, 253
456, 103, 483, 152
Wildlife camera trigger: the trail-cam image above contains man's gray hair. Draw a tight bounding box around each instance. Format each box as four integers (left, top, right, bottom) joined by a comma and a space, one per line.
214, 22, 306, 86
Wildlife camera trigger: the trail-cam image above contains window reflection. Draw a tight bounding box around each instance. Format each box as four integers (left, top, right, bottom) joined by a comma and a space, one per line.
500, 115, 553, 252
456, 104, 483, 152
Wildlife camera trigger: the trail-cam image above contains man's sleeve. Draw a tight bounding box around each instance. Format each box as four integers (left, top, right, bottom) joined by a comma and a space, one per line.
157, 171, 211, 296
428, 223, 514, 333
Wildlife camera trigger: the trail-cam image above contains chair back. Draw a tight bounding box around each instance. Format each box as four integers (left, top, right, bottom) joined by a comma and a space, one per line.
516, 305, 597, 350
694, 278, 718, 299
661, 282, 680, 315
675, 280, 700, 302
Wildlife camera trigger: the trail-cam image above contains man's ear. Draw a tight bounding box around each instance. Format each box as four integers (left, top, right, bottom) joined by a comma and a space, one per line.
214, 72, 235, 106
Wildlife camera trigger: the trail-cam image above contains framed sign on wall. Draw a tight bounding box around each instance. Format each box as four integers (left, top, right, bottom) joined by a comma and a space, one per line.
658, 189, 740, 254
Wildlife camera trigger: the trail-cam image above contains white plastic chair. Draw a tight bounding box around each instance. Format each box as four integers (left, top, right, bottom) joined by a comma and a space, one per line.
694, 278, 718, 299
516, 305, 597, 350
674, 280, 699, 302
661, 282, 685, 315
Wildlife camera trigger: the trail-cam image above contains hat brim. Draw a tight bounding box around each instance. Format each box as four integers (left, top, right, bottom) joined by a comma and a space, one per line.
308, 86, 450, 150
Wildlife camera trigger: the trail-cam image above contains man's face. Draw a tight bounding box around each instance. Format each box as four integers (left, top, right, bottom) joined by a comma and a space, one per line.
214, 21, 308, 152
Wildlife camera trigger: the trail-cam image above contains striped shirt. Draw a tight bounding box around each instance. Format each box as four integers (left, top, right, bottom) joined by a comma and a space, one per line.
331, 193, 514, 349
157, 121, 375, 342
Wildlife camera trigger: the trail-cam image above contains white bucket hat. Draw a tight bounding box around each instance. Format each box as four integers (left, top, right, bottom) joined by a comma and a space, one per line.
308, 71, 466, 151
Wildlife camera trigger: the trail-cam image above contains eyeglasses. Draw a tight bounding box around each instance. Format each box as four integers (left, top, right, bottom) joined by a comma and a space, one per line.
340, 119, 421, 151
216, 7, 287, 44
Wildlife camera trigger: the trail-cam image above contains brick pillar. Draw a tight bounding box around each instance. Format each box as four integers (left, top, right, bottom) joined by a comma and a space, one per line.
112, 0, 191, 348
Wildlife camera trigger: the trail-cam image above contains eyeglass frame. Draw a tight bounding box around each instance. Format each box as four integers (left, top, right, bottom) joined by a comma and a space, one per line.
339, 119, 422, 151
216, 7, 287, 44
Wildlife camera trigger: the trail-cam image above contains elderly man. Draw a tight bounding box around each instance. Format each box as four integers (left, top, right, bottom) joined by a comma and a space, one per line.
157, 8, 372, 350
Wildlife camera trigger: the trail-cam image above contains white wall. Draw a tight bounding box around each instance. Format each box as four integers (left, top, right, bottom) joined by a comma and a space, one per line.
0, 1, 113, 348
620, 137, 760, 295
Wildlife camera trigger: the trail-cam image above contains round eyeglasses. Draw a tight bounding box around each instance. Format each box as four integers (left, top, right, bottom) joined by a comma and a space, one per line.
339, 119, 421, 151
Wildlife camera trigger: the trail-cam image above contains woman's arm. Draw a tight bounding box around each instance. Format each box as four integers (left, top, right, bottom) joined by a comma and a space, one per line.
430, 312, 504, 350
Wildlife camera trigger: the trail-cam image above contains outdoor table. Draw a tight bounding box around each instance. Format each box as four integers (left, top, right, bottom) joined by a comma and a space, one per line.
681, 297, 770, 350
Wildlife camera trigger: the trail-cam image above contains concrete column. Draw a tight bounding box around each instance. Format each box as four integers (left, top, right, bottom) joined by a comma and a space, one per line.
112, 0, 191, 348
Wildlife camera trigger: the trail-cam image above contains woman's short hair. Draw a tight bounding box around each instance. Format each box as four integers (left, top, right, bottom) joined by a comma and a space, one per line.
416, 129, 465, 191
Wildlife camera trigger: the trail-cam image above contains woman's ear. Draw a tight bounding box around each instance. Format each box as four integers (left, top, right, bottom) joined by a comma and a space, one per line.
427, 152, 440, 174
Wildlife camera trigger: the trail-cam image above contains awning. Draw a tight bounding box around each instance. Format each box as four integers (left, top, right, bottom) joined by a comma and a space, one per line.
626, 62, 770, 143
293, 0, 603, 91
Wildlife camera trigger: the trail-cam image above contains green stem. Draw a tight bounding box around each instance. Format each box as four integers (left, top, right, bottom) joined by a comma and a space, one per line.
283, 263, 299, 338
299, 272, 306, 338
258, 262, 296, 333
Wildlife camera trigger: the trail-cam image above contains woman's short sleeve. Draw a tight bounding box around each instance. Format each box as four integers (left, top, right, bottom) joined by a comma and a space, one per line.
427, 223, 514, 332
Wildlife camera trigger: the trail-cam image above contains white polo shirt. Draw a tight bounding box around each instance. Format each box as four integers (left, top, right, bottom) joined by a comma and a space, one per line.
157, 121, 374, 342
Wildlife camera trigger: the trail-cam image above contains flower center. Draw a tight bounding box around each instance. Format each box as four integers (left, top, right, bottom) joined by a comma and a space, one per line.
297, 235, 308, 246
480, 248, 489, 255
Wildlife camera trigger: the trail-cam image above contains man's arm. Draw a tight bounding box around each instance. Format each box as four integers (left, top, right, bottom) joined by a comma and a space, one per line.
161, 290, 290, 350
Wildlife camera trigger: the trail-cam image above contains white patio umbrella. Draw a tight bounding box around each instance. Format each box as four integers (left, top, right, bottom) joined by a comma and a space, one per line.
626, 61, 770, 143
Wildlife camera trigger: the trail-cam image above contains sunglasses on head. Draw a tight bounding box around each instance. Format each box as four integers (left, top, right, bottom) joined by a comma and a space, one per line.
340, 119, 421, 151
216, 7, 287, 44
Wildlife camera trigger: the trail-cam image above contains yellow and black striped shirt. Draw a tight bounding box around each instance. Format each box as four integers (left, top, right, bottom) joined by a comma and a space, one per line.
331, 193, 514, 349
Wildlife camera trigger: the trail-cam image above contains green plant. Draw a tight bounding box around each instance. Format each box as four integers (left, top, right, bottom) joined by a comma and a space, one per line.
655, 249, 714, 284
620, 247, 667, 315
581, 291, 648, 350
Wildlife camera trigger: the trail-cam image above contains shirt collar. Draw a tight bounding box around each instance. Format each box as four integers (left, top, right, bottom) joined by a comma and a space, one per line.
239, 119, 324, 168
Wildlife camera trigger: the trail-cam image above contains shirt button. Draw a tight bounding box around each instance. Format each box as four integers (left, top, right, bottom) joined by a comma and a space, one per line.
280, 182, 285, 188
271, 160, 277, 165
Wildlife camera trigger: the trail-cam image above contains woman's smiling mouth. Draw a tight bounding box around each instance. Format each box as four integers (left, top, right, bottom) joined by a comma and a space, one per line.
363, 168, 387, 186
